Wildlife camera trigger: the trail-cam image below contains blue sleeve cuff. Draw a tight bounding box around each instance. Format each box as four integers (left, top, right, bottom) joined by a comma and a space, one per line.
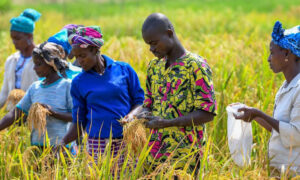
16, 105, 28, 115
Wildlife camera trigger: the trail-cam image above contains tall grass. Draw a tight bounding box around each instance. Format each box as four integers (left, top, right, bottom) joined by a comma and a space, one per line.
0, 0, 299, 178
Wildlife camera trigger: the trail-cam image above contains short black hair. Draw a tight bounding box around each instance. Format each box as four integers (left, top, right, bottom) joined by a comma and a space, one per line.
142, 13, 174, 33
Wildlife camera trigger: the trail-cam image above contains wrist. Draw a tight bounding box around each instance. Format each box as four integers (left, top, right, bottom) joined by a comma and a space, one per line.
253, 108, 262, 118
49, 109, 55, 116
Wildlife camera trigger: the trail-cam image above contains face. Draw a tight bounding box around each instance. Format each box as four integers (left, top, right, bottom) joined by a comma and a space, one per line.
33, 55, 56, 78
10, 31, 32, 51
268, 41, 289, 73
71, 46, 98, 71
142, 27, 174, 59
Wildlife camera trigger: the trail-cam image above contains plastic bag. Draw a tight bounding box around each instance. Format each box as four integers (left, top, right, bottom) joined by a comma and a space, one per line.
226, 103, 252, 167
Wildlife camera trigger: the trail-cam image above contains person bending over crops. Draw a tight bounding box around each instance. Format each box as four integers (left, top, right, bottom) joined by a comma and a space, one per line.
58, 26, 144, 174
47, 25, 82, 79
139, 13, 216, 174
234, 21, 300, 177
0, 42, 74, 149
62, 24, 84, 67
0, 9, 41, 108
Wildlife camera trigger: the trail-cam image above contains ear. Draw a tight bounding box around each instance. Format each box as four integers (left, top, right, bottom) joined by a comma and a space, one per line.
89, 46, 99, 54
25, 33, 33, 40
166, 29, 173, 38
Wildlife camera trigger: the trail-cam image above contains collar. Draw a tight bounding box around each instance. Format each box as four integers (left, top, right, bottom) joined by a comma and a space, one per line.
87, 54, 114, 75
278, 73, 300, 95
102, 54, 114, 68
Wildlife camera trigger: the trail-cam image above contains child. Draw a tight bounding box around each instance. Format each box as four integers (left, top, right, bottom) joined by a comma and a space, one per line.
0, 42, 73, 148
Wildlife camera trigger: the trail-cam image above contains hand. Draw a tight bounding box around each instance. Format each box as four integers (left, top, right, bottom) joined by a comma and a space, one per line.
144, 116, 167, 129
233, 106, 260, 122
136, 110, 152, 119
120, 114, 135, 124
40, 104, 54, 115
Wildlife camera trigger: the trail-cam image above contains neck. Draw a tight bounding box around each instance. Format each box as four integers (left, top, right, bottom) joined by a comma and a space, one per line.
93, 54, 106, 74
43, 72, 61, 85
165, 40, 186, 67
283, 62, 300, 84
20, 43, 35, 58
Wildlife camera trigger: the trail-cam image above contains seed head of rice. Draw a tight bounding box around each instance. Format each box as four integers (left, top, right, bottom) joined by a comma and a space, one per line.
5, 89, 25, 111
28, 103, 50, 138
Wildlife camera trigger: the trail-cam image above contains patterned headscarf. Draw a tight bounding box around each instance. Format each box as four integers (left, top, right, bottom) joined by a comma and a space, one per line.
47, 24, 85, 56
68, 26, 104, 48
10, 9, 41, 34
272, 21, 300, 58
33, 42, 69, 78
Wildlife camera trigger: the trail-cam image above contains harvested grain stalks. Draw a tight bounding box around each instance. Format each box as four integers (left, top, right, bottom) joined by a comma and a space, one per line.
121, 117, 149, 155
28, 103, 50, 138
5, 89, 25, 111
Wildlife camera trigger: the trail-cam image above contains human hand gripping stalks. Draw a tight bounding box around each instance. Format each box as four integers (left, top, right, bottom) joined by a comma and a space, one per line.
5, 89, 25, 111
119, 115, 149, 155
28, 102, 51, 138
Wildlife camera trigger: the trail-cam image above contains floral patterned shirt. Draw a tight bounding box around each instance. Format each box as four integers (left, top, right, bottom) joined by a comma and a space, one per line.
143, 51, 217, 170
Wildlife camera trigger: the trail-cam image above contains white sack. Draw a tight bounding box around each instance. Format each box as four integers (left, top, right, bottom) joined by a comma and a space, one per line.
226, 103, 252, 167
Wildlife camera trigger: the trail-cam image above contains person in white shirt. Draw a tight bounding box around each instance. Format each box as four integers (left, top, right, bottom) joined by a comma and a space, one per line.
234, 21, 300, 176
0, 9, 41, 108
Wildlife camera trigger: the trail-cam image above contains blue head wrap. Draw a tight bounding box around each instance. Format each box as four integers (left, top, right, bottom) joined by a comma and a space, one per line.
10, 9, 41, 34
48, 29, 72, 55
272, 21, 300, 58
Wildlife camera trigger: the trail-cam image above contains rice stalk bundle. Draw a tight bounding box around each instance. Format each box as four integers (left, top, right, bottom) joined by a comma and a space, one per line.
122, 117, 148, 155
28, 103, 50, 138
5, 89, 25, 111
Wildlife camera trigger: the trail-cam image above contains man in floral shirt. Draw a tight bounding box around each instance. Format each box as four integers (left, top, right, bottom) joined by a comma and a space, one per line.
140, 13, 217, 174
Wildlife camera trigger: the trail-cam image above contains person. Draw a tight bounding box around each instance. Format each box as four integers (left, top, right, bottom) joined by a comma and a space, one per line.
0, 42, 73, 149
47, 26, 82, 79
0, 9, 41, 108
62, 24, 84, 67
58, 26, 144, 176
234, 21, 300, 177
140, 13, 216, 174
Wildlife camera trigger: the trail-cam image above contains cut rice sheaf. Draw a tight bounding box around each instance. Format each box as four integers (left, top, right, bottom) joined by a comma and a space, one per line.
28, 103, 50, 138
5, 89, 25, 111
122, 117, 149, 155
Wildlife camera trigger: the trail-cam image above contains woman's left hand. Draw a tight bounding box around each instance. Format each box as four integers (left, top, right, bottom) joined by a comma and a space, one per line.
233, 106, 260, 122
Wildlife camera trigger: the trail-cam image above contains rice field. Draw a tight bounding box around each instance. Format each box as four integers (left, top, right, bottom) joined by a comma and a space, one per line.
0, 0, 299, 179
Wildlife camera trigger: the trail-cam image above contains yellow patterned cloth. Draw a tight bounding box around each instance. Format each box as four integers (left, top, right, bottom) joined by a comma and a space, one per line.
143, 52, 216, 172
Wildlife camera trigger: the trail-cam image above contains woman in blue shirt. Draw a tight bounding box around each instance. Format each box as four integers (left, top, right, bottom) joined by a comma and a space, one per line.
59, 26, 144, 174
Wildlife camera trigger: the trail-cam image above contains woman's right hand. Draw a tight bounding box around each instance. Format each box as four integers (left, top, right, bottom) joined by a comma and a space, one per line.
233, 106, 260, 122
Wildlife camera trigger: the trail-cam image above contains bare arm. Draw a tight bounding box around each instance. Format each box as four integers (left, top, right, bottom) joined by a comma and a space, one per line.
235, 107, 279, 132
41, 104, 72, 122
60, 123, 82, 146
254, 117, 272, 132
0, 108, 26, 131
145, 109, 215, 129
49, 111, 72, 122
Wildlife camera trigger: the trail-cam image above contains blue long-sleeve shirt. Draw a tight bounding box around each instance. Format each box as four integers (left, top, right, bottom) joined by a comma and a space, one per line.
71, 55, 144, 138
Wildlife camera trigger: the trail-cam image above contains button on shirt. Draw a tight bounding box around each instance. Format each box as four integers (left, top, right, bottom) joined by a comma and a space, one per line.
71, 55, 144, 139
15, 55, 31, 89
269, 73, 300, 173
